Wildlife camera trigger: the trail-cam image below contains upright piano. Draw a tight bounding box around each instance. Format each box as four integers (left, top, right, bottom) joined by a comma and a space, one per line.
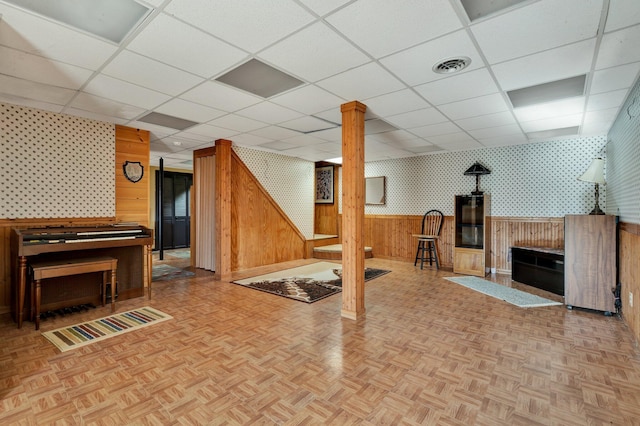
10, 224, 153, 328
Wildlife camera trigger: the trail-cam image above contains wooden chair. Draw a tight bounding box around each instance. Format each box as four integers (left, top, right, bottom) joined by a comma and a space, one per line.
412, 210, 444, 269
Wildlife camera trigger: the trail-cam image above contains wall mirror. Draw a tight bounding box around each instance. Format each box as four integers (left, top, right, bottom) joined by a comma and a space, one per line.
365, 176, 386, 205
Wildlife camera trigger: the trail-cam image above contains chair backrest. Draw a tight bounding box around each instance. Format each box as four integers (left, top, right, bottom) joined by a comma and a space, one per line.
421, 210, 444, 237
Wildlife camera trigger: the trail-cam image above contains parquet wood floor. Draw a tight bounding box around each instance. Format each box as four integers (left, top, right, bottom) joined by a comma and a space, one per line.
2, 255, 640, 425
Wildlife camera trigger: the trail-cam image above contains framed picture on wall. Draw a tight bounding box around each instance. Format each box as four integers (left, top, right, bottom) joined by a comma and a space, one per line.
315, 166, 334, 204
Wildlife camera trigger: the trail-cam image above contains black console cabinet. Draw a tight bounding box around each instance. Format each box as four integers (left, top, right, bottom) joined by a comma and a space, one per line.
511, 247, 564, 296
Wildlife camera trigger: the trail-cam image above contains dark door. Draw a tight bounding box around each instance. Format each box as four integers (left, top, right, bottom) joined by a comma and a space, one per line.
156, 171, 192, 250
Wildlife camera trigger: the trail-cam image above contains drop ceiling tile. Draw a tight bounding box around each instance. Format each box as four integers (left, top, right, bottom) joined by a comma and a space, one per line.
380, 30, 484, 86
209, 114, 268, 132
310, 127, 342, 142
64, 107, 128, 124
604, 0, 640, 32
317, 62, 406, 100
363, 89, 431, 118
250, 126, 301, 140
427, 133, 481, 147
514, 97, 585, 122
456, 111, 517, 130
492, 39, 596, 91
367, 130, 418, 144
590, 62, 640, 94
259, 22, 370, 82
127, 13, 247, 78
83, 74, 171, 110
185, 123, 239, 139
280, 116, 337, 133
181, 81, 262, 112
68, 93, 146, 120
326, 0, 463, 58
155, 99, 226, 123
0, 94, 64, 113
103, 50, 205, 96
587, 89, 628, 111
126, 121, 181, 136
470, 0, 602, 63
168, 131, 214, 143
410, 121, 462, 138
584, 107, 619, 124
298, 0, 351, 16
519, 114, 583, 133
378, 137, 434, 150
415, 68, 499, 105
0, 74, 76, 105
225, 133, 272, 146
0, 4, 118, 69
385, 108, 449, 129
437, 93, 509, 120
479, 133, 529, 147
282, 134, 327, 147
258, 140, 299, 151
271, 85, 346, 115
236, 102, 303, 124
596, 25, 640, 69
0, 46, 93, 90
468, 124, 524, 139
165, 0, 315, 53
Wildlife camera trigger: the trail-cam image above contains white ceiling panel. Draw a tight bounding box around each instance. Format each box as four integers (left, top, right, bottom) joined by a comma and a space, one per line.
470, 0, 603, 64
68, 93, 146, 120
326, 0, 463, 58
519, 114, 584, 133
209, 114, 268, 133
604, 0, 640, 32
596, 25, 640, 69
185, 123, 239, 139
0, 46, 93, 90
83, 74, 171, 110
317, 62, 405, 101
492, 39, 596, 91
102, 50, 205, 96
479, 133, 529, 147
64, 107, 128, 125
456, 111, 517, 131
385, 108, 449, 129
259, 22, 370, 82
468, 124, 524, 140
271, 85, 346, 115
438, 93, 510, 120
380, 30, 484, 86
587, 89, 628, 111
250, 126, 300, 141
279, 116, 337, 133
155, 98, 226, 123
415, 68, 499, 105
180, 81, 262, 112
298, 0, 351, 16
0, 94, 64, 113
363, 89, 431, 118
410, 121, 462, 138
236, 101, 303, 124
0, 74, 76, 105
165, 0, 315, 53
126, 13, 247, 78
0, 4, 118, 69
590, 62, 640, 94
514, 97, 585, 122
227, 133, 273, 146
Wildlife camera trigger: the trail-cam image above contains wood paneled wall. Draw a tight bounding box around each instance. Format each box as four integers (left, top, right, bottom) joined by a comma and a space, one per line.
230, 152, 307, 270
0, 217, 115, 314
115, 125, 150, 227
620, 223, 640, 345
339, 215, 565, 273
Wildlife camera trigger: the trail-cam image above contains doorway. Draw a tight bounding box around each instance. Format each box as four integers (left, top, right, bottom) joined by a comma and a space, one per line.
155, 171, 193, 250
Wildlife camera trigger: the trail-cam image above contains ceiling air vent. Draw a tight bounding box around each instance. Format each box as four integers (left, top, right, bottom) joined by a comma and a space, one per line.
432, 57, 471, 74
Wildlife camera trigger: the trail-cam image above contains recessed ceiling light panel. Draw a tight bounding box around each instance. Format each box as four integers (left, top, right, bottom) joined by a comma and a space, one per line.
461, 0, 529, 21
216, 59, 304, 98
526, 126, 580, 140
4, 0, 151, 44
432, 57, 472, 74
138, 112, 199, 131
508, 75, 586, 108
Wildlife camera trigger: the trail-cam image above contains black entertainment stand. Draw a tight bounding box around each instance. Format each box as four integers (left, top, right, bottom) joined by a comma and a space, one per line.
511, 246, 564, 296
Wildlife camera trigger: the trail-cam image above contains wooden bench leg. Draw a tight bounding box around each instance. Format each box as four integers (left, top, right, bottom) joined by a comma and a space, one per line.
110, 268, 116, 312
102, 271, 107, 308
35, 279, 41, 331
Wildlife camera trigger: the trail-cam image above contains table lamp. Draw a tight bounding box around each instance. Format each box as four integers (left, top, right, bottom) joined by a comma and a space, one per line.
578, 158, 605, 215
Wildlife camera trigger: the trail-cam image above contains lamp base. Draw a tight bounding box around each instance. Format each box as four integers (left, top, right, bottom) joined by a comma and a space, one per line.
589, 204, 605, 215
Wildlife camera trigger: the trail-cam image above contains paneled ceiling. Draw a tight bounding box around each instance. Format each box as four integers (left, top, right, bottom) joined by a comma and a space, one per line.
1, 0, 639, 169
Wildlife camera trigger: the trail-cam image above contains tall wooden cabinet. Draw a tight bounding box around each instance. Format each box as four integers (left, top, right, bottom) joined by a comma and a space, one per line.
453, 195, 491, 277
564, 214, 617, 314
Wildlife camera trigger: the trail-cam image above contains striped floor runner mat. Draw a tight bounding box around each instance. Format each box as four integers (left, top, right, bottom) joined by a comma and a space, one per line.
42, 306, 172, 352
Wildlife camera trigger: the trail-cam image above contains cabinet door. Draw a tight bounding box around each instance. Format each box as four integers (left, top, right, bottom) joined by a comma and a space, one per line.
454, 247, 485, 276
564, 215, 616, 312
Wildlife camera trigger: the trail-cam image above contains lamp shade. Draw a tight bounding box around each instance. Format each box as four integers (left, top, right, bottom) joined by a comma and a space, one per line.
578, 158, 605, 184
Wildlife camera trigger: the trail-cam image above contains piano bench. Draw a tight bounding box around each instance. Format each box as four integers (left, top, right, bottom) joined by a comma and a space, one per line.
29, 257, 118, 330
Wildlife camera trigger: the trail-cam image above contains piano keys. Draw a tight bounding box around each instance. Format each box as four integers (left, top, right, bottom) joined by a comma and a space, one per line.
10, 224, 153, 328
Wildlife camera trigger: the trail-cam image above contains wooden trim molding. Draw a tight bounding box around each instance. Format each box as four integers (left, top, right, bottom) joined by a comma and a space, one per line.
620, 221, 640, 236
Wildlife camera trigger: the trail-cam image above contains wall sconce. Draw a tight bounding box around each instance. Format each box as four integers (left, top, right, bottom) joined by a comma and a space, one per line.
578, 158, 605, 215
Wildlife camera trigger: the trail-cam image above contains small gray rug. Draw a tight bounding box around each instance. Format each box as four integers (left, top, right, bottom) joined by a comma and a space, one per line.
444, 276, 562, 308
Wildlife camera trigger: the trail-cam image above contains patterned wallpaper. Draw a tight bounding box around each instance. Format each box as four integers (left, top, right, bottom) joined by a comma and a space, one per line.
1, 103, 115, 219
607, 75, 640, 224
361, 136, 607, 217
233, 146, 315, 238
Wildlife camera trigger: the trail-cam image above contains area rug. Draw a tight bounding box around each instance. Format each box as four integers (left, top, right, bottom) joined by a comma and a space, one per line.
152, 264, 195, 281
232, 262, 390, 303
445, 276, 563, 308
165, 249, 191, 259
42, 307, 172, 352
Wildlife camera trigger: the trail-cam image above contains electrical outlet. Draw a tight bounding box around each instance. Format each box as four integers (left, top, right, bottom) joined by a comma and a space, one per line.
630, 292, 634, 308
